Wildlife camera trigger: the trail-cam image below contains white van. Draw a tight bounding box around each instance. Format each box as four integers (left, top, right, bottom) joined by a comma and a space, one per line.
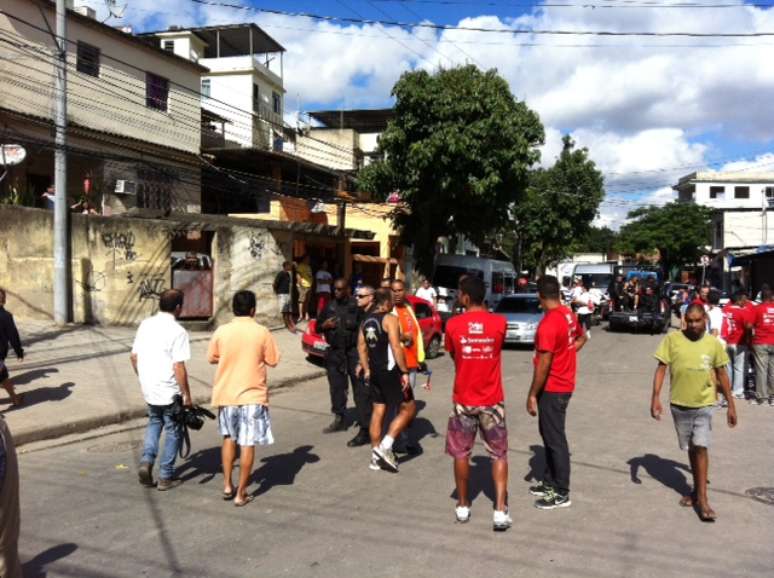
572, 262, 615, 294
432, 254, 516, 309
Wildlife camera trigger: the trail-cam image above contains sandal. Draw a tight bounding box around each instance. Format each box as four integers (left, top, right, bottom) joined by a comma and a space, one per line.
679, 494, 696, 508
234, 495, 254, 507
698, 507, 717, 523
222, 489, 235, 501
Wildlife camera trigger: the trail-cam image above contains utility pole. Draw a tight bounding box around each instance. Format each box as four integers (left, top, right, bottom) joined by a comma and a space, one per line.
54, 0, 71, 324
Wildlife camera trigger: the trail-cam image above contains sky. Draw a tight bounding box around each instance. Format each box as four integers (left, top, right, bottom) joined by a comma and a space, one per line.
86, 0, 774, 228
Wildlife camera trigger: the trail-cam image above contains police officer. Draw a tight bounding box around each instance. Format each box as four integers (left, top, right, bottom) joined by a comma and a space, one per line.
317, 278, 371, 446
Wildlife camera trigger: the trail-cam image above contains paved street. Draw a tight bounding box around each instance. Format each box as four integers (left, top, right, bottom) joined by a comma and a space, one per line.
15, 326, 774, 578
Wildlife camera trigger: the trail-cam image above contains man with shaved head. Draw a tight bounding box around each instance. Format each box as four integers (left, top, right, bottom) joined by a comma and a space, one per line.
131, 289, 192, 491
651, 303, 737, 522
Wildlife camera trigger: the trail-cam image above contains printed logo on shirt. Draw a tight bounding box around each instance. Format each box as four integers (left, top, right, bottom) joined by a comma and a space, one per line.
363, 318, 381, 349
468, 322, 484, 335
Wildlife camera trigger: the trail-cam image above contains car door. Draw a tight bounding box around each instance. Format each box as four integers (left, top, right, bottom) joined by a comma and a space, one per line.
412, 302, 434, 347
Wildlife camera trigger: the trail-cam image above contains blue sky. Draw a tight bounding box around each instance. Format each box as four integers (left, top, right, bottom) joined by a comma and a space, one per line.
92, 0, 774, 227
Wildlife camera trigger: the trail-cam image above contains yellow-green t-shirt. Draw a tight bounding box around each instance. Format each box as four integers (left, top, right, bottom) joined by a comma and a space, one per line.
654, 331, 730, 408
296, 263, 313, 288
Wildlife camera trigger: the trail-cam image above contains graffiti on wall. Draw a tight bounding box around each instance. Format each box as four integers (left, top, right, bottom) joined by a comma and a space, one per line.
138, 277, 166, 301
102, 231, 138, 264
79, 270, 106, 293
249, 235, 266, 260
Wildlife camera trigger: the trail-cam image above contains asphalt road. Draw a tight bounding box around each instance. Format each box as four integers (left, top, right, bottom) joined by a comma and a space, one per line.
15, 325, 774, 578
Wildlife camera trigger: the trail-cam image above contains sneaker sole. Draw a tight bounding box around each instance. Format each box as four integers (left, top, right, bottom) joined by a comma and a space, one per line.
368, 463, 381, 471
372, 448, 398, 473
529, 489, 549, 497
535, 500, 572, 510
493, 522, 511, 532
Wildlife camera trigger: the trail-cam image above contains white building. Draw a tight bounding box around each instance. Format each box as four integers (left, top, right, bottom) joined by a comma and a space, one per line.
673, 171, 774, 209
0, 0, 206, 213
143, 24, 285, 150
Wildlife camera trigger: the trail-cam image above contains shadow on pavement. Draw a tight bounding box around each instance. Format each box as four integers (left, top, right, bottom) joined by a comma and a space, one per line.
2, 382, 75, 412
8, 368, 59, 386
449, 455, 497, 506
523, 444, 546, 483
177, 446, 221, 485
250, 445, 320, 498
22, 542, 78, 578
627, 453, 692, 496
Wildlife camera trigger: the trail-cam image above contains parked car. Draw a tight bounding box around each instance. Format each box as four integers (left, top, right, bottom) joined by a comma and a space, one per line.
432, 254, 516, 311
302, 296, 444, 360
495, 293, 543, 345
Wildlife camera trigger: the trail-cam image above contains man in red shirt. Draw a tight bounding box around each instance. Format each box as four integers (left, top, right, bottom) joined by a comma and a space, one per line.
444, 276, 510, 531
751, 288, 774, 406
527, 275, 587, 510
693, 285, 710, 307
721, 290, 751, 399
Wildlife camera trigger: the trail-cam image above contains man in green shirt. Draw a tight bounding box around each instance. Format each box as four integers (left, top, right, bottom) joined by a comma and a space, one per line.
651, 303, 737, 522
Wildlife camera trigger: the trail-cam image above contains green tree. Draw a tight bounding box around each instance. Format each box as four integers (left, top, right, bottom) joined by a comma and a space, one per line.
615, 201, 712, 275
572, 226, 619, 254
357, 65, 544, 275
504, 136, 605, 273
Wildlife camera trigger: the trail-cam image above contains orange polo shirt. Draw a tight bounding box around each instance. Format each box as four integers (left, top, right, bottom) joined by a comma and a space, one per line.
207, 317, 281, 407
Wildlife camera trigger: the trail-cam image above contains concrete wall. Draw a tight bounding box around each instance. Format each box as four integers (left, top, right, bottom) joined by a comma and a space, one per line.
0, 0, 202, 155
715, 210, 774, 250
296, 129, 357, 171
0, 205, 289, 327
682, 181, 774, 210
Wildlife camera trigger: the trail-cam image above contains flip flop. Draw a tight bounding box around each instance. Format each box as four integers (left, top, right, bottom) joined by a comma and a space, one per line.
222, 489, 235, 501
698, 508, 717, 523
679, 494, 696, 508
234, 495, 254, 507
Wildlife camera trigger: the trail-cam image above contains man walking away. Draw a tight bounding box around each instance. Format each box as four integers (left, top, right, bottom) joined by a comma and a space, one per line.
273, 261, 296, 333
0, 290, 24, 407
0, 416, 21, 577
651, 304, 737, 521
570, 278, 593, 338
722, 291, 751, 400
317, 279, 370, 445
315, 260, 333, 317
131, 289, 192, 491
751, 288, 774, 406
358, 289, 415, 473
444, 276, 510, 531
208, 291, 280, 507
527, 275, 587, 510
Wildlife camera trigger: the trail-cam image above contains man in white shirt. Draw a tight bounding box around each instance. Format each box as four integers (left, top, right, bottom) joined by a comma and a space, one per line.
315, 260, 333, 316
414, 278, 437, 307
130, 289, 192, 491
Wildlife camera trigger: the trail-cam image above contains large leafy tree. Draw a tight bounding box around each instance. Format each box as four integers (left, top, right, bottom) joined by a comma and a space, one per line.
616, 201, 712, 275
357, 65, 544, 275
572, 226, 619, 254
504, 136, 605, 273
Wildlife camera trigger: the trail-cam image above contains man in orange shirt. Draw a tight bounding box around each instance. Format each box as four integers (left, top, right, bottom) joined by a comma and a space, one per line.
207, 291, 281, 507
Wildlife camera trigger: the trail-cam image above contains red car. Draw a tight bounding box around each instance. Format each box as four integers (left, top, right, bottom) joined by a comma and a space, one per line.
302, 295, 444, 360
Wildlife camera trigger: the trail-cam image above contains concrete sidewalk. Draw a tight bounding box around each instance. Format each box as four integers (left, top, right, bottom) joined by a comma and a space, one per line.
0, 319, 326, 446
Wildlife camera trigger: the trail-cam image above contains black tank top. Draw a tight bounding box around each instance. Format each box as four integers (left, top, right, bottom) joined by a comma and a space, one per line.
362, 311, 391, 371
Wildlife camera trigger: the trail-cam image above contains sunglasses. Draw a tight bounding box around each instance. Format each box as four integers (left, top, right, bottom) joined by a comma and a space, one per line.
356, 293, 373, 299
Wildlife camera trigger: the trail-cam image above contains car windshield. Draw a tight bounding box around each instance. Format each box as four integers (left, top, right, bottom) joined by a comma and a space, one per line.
495, 297, 541, 314
433, 265, 484, 288
583, 274, 612, 290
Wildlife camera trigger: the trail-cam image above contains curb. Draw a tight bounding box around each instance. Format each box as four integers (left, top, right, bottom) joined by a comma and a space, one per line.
12, 368, 327, 448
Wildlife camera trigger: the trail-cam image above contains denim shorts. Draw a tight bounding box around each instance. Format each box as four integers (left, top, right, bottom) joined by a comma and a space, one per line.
670, 404, 714, 451
218, 404, 274, 447
446, 403, 508, 461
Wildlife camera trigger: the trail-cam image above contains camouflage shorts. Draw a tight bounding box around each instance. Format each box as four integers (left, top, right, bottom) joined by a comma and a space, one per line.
445, 403, 508, 461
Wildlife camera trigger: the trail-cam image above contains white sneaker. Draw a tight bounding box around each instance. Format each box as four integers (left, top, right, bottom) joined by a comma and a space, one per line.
368, 456, 380, 471
455, 505, 471, 523
493, 509, 512, 532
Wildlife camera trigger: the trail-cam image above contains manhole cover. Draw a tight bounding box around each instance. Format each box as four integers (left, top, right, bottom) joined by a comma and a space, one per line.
86, 440, 141, 454
745, 487, 774, 506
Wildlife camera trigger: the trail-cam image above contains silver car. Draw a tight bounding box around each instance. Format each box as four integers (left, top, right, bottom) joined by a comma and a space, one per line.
495, 294, 543, 345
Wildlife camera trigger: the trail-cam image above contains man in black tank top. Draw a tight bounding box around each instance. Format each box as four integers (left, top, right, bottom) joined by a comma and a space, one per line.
358, 288, 414, 473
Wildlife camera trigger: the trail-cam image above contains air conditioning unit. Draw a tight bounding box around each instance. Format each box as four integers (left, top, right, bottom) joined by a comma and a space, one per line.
114, 179, 136, 195
767, 197, 774, 208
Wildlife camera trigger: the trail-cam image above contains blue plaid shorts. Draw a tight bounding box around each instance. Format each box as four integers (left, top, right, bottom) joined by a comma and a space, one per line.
218, 404, 274, 447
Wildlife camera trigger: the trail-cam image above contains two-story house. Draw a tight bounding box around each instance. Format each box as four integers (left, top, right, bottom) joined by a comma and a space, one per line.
142, 24, 285, 150
0, 0, 207, 214
672, 171, 774, 289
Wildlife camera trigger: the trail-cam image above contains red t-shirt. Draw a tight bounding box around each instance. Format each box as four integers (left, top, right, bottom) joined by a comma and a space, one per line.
753, 303, 774, 345
721, 303, 749, 346
444, 310, 506, 406
534, 305, 584, 393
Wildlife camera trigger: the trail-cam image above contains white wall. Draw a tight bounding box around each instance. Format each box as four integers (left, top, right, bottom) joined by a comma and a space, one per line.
694, 181, 774, 209
0, 0, 202, 155
718, 210, 774, 249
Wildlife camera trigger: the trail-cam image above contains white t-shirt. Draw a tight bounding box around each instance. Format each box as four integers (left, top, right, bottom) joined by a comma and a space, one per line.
707, 306, 725, 343
571, 286, 592, 315
315, 270, 332, 294
415, 286, 437, 303
131, 312, 191, 405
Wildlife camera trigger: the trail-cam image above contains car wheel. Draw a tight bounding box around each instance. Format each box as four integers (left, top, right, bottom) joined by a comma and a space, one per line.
426, 335, 441, 359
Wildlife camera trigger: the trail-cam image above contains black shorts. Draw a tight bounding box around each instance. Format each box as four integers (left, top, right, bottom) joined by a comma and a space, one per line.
370, 367, 413, 406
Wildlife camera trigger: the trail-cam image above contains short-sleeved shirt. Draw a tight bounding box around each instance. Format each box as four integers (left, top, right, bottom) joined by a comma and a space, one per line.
207, 317, 281, 407
707, 306, 725, 341
296, 263, 313, 289
753, 302, 774, 345
534, 306, 584, 394
444, 310, 506, 406
132, 312, 191, 406
315, 270, 332, 294
415, 287, 437, 303
722, 303, 749, 346
395, 305, 419, 369
654, 331, 730, 408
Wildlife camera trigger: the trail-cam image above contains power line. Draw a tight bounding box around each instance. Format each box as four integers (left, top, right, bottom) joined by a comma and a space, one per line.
367, 0, 774, 8
187, 0, 774, 37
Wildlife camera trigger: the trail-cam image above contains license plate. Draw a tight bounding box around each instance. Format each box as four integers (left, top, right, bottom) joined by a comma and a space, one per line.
313, 342, 328, 351
629, 316, 638, 322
